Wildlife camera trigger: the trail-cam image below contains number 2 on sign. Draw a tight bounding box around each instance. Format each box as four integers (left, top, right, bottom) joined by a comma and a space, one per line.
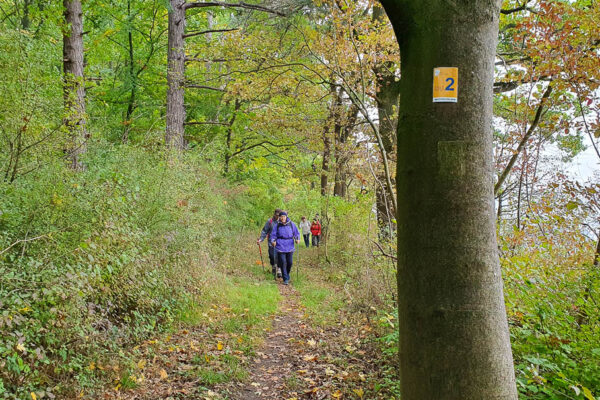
433, 67, 458, 103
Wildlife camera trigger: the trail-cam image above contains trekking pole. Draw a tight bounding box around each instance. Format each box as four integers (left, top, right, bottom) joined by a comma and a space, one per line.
296, 241, 300, 281
257, 242, 265, 273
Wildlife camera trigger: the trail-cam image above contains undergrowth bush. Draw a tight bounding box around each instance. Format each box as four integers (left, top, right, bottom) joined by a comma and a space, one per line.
0, 141, 260, 398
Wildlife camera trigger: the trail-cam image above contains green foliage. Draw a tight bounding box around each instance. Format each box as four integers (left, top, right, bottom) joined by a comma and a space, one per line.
0, 141, 249, 398
506, 256, 600, 399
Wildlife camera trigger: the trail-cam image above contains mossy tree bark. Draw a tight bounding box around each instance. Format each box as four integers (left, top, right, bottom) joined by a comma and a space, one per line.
379, 1, 518, 398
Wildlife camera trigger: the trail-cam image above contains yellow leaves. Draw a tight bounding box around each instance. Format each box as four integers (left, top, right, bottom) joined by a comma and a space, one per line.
332, 390, 343, 399
582, 386, 595, 400
217, 341, 224, 351
303, 354, 318, 362
16, 343, 26, 353
30, 393, 37, 400
307, 338, 317, 347
137, 359, 146, 370
353, 387, 364, 398
325, 367, 335, 376
159, 369, 168, 380
51, 193, 63, 207
88, 362, 95, 371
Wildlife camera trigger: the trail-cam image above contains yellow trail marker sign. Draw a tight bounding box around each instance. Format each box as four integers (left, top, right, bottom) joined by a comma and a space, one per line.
433, 67, 458, 103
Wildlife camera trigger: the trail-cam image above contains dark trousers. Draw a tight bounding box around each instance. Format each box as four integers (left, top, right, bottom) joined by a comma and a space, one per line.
303, 234, 310, 248
311, 235, 320, 247
278, 251, 294, 282
268, 246, 279, 272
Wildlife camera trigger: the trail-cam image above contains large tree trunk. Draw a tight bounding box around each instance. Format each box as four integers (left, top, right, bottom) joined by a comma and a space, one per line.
380, 1, 518, 398
63, 0, 88, 170
166, 0, 186, 150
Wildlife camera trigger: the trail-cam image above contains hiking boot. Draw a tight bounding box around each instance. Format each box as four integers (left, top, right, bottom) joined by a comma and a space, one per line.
277, 268, 282, 278
283, 280, 289, 285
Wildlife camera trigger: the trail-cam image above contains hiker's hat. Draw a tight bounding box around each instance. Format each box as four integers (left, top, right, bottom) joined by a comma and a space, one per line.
279, 211, 288, 216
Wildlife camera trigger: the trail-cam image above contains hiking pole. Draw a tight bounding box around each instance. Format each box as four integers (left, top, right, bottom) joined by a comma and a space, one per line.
296, 241, 300, 281
257, 242, 265, 273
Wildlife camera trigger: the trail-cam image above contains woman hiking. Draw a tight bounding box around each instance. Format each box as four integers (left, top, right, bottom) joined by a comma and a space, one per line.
270, 211, 300, 285
310, 217, 321, 247
299, 216, 311, 248
257, 208, 282, 278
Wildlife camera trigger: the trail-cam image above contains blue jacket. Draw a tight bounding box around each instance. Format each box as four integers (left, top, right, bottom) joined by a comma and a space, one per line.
259, 218, 277, 248
271, 219, 300, 253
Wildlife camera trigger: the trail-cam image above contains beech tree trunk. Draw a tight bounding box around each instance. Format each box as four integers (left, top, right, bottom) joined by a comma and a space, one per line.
380, 1, 518, 398
166, 0, 186, 150
63, 0, 88, 170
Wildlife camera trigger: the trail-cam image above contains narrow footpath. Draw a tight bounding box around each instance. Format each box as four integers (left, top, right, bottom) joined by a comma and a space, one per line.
96, 248, 384, 400
221, 284, 323, 399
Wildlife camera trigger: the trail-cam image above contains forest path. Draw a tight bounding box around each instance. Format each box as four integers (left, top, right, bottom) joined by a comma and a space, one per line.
222, 283, 315, 399
96, 244, 378, 400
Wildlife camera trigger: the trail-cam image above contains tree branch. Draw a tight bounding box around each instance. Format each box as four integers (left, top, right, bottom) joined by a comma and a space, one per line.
494, 84, 553, 196
186, 84, 226, 91
371, 240, 397, 261
184, 1, 286, 16
183, 28, 239, 38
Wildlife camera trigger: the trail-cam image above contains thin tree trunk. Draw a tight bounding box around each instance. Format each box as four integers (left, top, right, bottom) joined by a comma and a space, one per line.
577, 232, 600, 327
373, 15, 400, 231
321, 125, 331, 196
224, 99, 240, 174
166, 0, 186, 150
494, 85, 552, 196
122, 0, 136, 144
63, 0, 88, 170
333, 104, 359, 197
381, 0, 518, 398
22, 0, 31, 29
321, 86, 338, 196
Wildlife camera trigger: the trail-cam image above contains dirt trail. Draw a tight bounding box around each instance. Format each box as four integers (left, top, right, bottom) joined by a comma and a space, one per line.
96, 255, 377, 400
224, 283, 308, 399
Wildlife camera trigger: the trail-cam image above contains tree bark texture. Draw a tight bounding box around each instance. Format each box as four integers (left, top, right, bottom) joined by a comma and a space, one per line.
63, 0, 88, 170
166, 0, 186, 150
374, 54, 399, 232
333, 103, 359, 198
320, 124, 331, 196
380, 1, 518, 398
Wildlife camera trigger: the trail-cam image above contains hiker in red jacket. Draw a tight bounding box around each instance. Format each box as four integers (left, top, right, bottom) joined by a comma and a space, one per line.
310, 218, 321, 247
